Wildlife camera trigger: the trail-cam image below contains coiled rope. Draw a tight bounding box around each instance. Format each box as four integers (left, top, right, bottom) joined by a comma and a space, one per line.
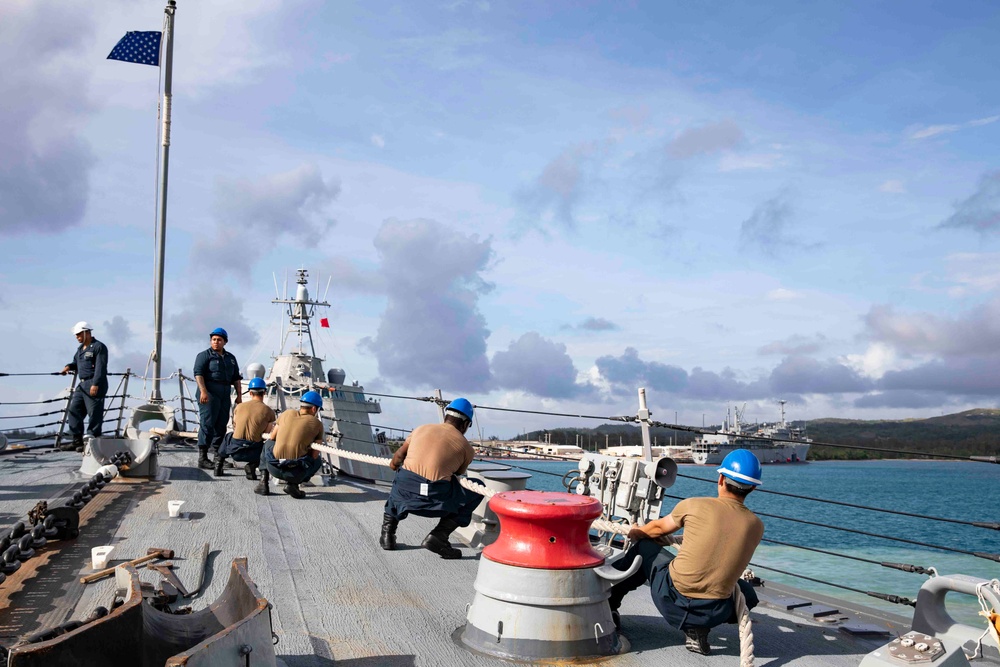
310, 442, 755, 663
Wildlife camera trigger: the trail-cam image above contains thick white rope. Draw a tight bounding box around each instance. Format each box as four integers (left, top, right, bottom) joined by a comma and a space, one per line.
315, 441, 756, 665
967, 578, 1000, 660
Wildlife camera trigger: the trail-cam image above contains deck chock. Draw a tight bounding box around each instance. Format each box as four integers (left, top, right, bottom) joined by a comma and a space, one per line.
859, 573, 1000, 666
459, 490, 630, 662
167, 501, 186, 518
80, 402, 173, 478
7, 558, 277, 667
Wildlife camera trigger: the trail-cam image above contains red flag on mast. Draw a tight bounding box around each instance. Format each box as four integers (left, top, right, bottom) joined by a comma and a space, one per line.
320, 318, 330, 328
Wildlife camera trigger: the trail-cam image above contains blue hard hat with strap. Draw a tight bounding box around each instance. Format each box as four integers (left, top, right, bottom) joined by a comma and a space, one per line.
301, 390, 323, 409
445, 398, 474, 421
210, 327, 229, 342
247, 377, 266, 391
717, 449, 762, 486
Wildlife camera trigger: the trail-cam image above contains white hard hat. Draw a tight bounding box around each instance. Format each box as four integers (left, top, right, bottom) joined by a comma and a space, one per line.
72, 321, 92, 334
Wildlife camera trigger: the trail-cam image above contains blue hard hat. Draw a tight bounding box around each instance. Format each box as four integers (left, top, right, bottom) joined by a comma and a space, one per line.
301, 390, 323, 409
444, 398, 474, 421
247, 377, 266, 391
717, 449, 762, 486
210, 327, 229, 342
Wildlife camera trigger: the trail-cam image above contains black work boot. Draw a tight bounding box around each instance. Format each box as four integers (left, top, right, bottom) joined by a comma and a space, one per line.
253, 469, 270, 496
244, 463, 258, 481
379, 514, 398, 551
421, 517, 462, 559
683, 627, 711, 655
58, 436, 80, 452
73, 435, 85, 452
283, 483, 306, 499
197, 448, 213, 470
214, 455, 225, 477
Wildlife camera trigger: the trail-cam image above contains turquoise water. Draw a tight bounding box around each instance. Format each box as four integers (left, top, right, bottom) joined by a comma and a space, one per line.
492, 458, 1000, 626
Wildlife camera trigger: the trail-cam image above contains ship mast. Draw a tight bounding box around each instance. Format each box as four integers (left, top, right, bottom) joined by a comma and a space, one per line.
273, 269, 330, 358
151, 0, 176, 403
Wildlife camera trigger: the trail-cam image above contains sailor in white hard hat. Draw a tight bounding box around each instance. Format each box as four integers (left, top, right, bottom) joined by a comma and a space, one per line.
58, 322, 109, 452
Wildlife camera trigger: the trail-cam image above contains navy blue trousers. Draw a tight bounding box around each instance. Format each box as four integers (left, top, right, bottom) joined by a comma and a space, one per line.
608, 538, 758, 631
261, 441, 323, 485
384, 468, 484, 527
196, 385, 231, 451
218, 434, 264, 463
67, 388, 105, 438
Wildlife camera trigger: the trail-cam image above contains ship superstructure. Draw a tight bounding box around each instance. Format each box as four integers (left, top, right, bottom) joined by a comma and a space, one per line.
690, 400, 811, 465
248, 268, 394, 483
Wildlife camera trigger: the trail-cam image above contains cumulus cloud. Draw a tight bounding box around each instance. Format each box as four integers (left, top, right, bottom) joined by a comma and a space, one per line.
864, 299, 1000, 357
323, 257, 386, 294
667, 120, 744, 159
0, 3, 95, 235
167, 284, 259, 345
102, 315, 134, 348
877, 356, 1000, 396
936, 171, 1000, 234
854, 390, 956, 410
192, 164, 339, 274
739, 193, 816, 256
361, 218, 493, 391
595, 347, 687, 393
563, 317, 619, 332
491, 332, 589, 398
769, 356, 873, 394
514, 143, 601, 231
758, 334, 827, 356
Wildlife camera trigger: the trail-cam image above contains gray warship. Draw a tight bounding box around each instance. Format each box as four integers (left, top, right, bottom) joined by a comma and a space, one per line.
0, 2, 997, 665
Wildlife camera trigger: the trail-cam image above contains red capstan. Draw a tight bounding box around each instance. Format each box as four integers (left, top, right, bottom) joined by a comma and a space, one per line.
483, 490, 605, 570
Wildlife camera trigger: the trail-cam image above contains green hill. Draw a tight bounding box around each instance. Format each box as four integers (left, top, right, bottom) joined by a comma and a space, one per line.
515, 409, 1000, 461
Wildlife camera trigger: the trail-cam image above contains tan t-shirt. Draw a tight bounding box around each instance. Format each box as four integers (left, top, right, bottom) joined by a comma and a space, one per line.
668, 497, 764, 599
233, 400, 276, 441
273, 409, 324, 459
398, 423, 474, 481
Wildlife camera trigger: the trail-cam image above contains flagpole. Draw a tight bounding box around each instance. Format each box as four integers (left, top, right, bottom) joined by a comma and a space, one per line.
151, 0, 176, 402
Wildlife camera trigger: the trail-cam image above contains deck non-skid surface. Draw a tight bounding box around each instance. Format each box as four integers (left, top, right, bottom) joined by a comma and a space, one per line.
2, 446, 920, 665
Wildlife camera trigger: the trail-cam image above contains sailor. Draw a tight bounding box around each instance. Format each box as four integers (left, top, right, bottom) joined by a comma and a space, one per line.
193, 327, 242, 469
379, 398, 484, 559
214, 377, 275, 479
58, 322, 109, 452
607, 449, 764, 655
255, 390, 325, 499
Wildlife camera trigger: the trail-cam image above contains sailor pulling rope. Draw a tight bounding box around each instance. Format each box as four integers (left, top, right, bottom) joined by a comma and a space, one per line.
311, 440, 756, 665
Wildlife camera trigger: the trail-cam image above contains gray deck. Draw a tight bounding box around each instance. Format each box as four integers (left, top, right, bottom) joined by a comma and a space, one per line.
0, 444, 994, 666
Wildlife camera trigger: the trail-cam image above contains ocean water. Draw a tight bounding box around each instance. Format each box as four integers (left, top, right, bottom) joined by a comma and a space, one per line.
492, 458, 1000, 626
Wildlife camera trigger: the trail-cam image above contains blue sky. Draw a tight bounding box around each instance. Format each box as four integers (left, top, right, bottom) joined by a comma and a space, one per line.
3, 0, 1000, 436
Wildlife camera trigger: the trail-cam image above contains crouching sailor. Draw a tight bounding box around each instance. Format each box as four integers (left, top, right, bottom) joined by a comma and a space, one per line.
215, 377, 275, 479
380, 398, 484, 559
608, 449, 765, 655
255, 391, 325, 499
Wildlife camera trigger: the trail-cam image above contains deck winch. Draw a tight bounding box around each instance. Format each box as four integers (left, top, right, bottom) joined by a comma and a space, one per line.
458, 490, 641, 662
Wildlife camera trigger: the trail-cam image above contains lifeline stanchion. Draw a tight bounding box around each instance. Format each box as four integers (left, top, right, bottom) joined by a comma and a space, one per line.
53, 373, 77, 451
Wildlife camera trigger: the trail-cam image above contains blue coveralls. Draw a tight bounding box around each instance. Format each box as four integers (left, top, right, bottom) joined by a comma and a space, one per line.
260, 441, 324, 485
193, 348, 240, 452
66, 339, 109, 438
608, 538, 759, 631
384, 468, 484, 528
219, 434, 265, 464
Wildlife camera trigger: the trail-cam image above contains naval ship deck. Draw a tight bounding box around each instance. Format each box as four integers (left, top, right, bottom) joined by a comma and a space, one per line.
1, 443, 992, 667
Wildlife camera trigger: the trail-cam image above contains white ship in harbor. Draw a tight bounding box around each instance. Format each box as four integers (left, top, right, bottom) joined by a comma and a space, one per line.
690, 401, 811, 465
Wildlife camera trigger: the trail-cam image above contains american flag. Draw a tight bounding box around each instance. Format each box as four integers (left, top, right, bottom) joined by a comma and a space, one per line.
107, 31, 162, 67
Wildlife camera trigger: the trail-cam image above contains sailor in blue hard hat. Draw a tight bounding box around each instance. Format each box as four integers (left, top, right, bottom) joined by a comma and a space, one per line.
607, 448, 764, 655
215, 376, 275, 479
379, 397, 485, 559
256, 390, 325, 499
193, 327, 242, 470
58, 321, 109, 452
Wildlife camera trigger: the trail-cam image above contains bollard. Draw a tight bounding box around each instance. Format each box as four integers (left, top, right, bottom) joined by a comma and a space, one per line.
459, 491, 633, 661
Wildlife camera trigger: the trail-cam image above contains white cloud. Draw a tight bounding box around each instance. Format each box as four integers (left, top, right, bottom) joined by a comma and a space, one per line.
909, 114, 1000, 140
879, 179, 906, 194
766, 288, 801, 301
718, 152, 782, 172
371, 134, 386, 148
